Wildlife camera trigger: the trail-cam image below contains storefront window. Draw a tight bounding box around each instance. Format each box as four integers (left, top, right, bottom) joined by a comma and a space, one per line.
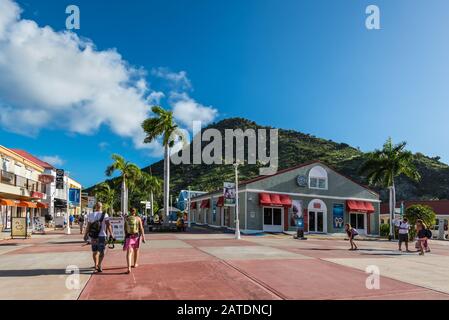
309, 166, 328, 190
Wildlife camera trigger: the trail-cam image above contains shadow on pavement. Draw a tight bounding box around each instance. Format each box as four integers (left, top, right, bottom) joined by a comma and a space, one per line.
0, 268, 94, 277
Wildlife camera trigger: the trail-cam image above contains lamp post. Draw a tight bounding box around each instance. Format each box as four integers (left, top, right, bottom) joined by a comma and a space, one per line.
234, 163, 241, 240
188, 186, 191, 228
65, 173, 71, 235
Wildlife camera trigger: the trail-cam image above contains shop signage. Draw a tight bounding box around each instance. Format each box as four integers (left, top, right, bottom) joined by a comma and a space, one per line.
223, 182, 236, 206
87, 196, 96, 209
69, 188, 80, 205
31, 191, 45, 199
11, 217, 27, 238
54, 198, 67, 209
38, 174, 55, 184
109, 217, 125, 241
55, 169, 64, 189
333, 204, 344, 229
54, 215, 65, 228
32, 217, 45, 234
296, 175, 307, 187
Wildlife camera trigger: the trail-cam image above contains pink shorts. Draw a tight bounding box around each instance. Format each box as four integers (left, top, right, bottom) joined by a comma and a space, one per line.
123, 234, 140, 251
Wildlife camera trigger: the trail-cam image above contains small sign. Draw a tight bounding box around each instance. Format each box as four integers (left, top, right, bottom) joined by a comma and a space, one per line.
54, 215, 65, 229
56, 169, 64, 190
296, 175, 307, 187
11, 217, 27, 238
69, 188, 80, 205
223, 182, 236, 206
32, 217, 46, 234
87, 196, 96, 209
109, 217, 125, 241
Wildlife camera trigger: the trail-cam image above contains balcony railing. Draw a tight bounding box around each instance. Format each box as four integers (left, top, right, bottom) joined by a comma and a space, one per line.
0, 170, 47, 194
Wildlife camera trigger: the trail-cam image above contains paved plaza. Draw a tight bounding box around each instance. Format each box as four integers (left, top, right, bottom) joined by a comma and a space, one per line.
1, 227, 449, 300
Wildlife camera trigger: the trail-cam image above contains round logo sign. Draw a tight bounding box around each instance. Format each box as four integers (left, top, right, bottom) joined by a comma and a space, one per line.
296, 175, 307, 187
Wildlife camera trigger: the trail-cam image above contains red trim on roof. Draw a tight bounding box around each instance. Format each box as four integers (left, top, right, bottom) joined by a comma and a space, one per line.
10, 149, 55, 169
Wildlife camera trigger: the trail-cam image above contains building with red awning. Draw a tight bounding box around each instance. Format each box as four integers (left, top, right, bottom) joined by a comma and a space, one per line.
188, 161, 380, 235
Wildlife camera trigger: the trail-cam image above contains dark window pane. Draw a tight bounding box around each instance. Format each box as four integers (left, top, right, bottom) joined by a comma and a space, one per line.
317, 212, 324, 232
273, 208, 282, 225
357, 214, 364, 229
264, 208, 272, 225
309, 211, 316, 232
350, 214, 357, 228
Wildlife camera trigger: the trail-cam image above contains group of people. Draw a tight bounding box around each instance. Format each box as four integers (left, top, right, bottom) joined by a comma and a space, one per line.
82, 202, 146, 274
344, 217, 433, 255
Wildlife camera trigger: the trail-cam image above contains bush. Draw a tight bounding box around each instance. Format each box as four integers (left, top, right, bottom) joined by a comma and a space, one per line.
404, 205, 437, 239
380, 224, 390, 237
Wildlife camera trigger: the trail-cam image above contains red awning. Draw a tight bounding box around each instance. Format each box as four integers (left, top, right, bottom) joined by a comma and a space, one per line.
280, 195, 292, 207
17, 201, 37, 208
0, 198, 16, 206
190, 202, 197, 210
216, 196, 224, 207
200, 199, 210, 209
36, 202, 48, 209
259, 193, 292, 207
347, 200, 375, 214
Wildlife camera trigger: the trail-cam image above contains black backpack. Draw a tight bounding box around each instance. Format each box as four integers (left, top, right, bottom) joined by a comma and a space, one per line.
426, 229, 432, 238
88, 212, 105, 239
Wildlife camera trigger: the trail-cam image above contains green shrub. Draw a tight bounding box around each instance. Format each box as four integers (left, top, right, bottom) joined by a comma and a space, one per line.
380, 224, 390, 237
404, 205, 437, 239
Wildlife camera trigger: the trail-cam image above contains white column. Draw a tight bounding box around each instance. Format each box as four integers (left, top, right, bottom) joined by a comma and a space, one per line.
234, 163, 241, 240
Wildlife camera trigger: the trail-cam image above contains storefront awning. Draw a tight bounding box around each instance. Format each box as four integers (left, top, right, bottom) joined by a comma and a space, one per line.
216, 196, 224, 207
17, 201, 38, 208
0, 198, 16, 206
259, 193, 292, 207
200, 199, 210, 209
347, 200, 375, 214
36, 202, 48, 209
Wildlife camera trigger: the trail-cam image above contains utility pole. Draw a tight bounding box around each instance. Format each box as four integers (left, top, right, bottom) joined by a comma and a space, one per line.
65, 172, 71, 235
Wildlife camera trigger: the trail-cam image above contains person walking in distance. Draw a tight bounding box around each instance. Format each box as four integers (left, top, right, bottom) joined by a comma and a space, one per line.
84, 202, 114, 272
124, 208, 146, 274
78, 212, 86, 235
395, 217, 411, 252
416, 219, 428, 256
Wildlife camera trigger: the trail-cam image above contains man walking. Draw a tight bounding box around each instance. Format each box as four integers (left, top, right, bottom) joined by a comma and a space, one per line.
396, 217, 411, 252
84, 202, 114, 272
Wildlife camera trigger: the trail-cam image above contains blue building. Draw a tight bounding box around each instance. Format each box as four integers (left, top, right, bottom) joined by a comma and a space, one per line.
177, 190, 207, 211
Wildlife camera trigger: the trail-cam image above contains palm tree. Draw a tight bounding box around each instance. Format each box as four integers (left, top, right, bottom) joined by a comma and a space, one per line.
93, 182, 116, 215
105, 154, 141, 215
142, 106, 184, 221
139, 172, 162, 216
360, 138, 421, 239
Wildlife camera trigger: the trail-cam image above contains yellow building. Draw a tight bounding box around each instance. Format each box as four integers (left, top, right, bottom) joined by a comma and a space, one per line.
0, 145, 49, 231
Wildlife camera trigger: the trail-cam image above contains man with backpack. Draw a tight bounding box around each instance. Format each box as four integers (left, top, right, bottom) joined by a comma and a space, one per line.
395, 217, 411, 252
84, 202, 114, 273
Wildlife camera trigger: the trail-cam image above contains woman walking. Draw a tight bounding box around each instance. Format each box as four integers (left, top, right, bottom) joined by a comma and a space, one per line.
416, 219, 429, 255
345, 223, 359, 250
124, 208, 146, 274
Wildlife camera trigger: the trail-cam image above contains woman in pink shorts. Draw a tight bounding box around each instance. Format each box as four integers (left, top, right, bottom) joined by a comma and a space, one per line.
124, 208, 146, 274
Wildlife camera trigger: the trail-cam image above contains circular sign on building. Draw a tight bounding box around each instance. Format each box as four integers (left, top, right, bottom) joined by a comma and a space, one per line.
296, 175, 307, 187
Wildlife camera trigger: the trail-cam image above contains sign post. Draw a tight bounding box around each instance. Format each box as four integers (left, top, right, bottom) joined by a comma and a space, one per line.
11, 217, 27, 239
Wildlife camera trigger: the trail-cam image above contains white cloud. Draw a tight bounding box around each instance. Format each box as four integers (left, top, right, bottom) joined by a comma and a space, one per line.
39, 155, 65, 167
152, 67, 192, 91
171, 92, 218, 127
0, 0, 218, 158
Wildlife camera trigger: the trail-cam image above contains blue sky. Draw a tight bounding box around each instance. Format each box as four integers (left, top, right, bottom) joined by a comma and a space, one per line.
1, 0, 448, 187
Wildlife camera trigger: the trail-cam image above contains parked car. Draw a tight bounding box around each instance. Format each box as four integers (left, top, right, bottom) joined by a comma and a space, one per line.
431, 222, 448, 239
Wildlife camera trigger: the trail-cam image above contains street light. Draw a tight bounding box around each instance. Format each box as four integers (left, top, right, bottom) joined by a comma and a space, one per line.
65, 172, 71, 235
187, 186, 191, 228
234, 162, 241, 240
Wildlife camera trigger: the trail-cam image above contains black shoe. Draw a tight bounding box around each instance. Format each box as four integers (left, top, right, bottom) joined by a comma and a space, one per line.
97, 267, 103, 273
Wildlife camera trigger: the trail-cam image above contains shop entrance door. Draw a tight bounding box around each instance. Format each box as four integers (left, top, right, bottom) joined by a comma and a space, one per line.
263, 207, 283, 232
308, 211, 324, 233
350, 213, 366, 233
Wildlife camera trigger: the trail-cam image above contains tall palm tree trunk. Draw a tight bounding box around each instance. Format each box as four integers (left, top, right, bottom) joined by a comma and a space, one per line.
121, 178, 128, 215
164, 144, 170, 223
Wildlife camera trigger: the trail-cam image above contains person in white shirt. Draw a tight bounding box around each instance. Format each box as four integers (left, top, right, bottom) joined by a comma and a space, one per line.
395, 217, 411, 252
83, 202, 114, 272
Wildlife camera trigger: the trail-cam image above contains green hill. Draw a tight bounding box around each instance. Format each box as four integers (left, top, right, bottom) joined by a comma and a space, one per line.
89, 118, 449, 202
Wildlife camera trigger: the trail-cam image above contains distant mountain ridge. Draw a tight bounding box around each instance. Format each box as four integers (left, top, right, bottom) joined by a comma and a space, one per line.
89, 118, 449, 202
